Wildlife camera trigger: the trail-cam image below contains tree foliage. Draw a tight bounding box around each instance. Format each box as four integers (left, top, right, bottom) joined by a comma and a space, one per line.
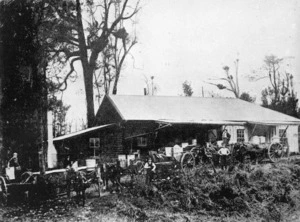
48, 96, 71, 137
41, 0, 140, 127
260, 55, 299, 118
239, 92, 255, 103
261, 87, 299, 118
0, 0, 47, 170
262, 55, 284, 103
182, 81, 193, 97
208, 58, 255, 101
208, 58, 240, 98
94, 27, 137, 101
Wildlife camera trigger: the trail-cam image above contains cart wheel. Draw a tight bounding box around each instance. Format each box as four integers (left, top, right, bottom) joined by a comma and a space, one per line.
0, 176, 8, 206
181, 152, 195, 170
268, 143, 283, 163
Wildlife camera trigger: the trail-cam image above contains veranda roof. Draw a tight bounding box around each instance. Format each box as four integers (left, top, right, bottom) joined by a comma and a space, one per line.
53, 124, 114, 141
104, 95, 300, 125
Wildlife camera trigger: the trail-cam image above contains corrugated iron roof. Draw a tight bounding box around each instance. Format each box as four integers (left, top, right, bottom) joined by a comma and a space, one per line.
107, 95, 300, 125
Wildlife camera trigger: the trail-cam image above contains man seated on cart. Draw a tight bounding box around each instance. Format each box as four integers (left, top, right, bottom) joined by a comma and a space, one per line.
7, 152, 21, 182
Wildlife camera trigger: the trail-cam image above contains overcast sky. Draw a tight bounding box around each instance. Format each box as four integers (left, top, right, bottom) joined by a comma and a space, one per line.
64, 0, 300, 125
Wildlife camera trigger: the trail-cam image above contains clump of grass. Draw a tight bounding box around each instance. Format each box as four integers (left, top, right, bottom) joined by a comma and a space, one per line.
119, 161, 300, 220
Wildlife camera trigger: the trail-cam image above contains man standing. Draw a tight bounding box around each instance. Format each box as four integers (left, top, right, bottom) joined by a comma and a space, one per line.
143, 158, 156, 185
218, 146, 230, 170
222, 129, 231, 146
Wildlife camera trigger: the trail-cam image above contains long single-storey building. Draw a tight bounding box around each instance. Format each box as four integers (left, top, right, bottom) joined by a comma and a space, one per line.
51, 95, 300, 166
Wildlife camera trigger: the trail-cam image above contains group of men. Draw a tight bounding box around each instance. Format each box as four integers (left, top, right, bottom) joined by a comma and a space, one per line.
3, 128, 231, 187
142, 129, 232, 185
206, 129, 231, 170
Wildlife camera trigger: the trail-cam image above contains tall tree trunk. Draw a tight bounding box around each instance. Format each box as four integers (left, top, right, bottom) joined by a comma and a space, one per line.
39, 64, 48, 173
112, 68, 120, 95
0, 41, 3, 173
84, 68, 95, 127
76, 0, 96, 127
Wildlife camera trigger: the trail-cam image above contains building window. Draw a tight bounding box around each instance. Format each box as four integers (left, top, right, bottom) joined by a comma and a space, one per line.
89, 138, 100, 148
279, 129, 287, 145
237, 129, 245, 142
137, 137, 147, 147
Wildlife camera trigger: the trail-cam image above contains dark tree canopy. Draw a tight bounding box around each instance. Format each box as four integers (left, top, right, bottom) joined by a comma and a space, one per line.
182, 81, 193, 97
261, 87, 299, 118
48, 96, 70, 137
239, 92, 255, 103
41, 0, 140, 127
0, 0, 47, 171
260, 55, 299, 118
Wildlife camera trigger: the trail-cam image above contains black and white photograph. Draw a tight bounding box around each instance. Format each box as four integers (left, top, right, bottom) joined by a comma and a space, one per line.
0, 0, 300, 221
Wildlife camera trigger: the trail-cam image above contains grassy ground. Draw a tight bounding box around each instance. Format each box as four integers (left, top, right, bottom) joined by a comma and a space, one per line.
1, 160, 300, 221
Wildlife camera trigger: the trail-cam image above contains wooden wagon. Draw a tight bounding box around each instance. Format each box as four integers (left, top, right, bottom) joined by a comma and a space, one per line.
0, 165, 102, 206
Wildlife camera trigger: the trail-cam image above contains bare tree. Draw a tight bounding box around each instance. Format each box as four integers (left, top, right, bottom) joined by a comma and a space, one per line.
248, 55, 295, 105
111, 20, 137, 94
207, 58, 257, 102
207, 58, 240, 98
93, 20, 137, 102
41, 0, 140, 127
143, 75, 158, 96
262, 55, 284, 103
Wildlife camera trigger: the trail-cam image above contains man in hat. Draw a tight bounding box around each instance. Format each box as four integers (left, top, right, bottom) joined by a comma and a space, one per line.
7, 152, 21, 181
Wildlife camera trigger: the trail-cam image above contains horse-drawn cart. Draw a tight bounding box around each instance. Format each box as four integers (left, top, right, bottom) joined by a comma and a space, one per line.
0, 165, 102, 206
137, 146, 200, 173
157, 135, 288, 171
0, 171, 43, 206
232, 136, 288, 164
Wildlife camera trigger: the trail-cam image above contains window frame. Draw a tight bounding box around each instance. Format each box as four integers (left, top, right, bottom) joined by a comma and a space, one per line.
137, 136, 148, 147
89, 138, 100, 148
236, 129, 245, 143
279, 129, 287, 145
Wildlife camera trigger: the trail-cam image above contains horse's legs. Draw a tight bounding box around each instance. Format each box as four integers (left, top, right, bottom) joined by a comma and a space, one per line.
67, 180, 71, 198
130, 172, 134, 183
209, 158, 217, 174
104, 177, 109, 190
80, 189, 85, 206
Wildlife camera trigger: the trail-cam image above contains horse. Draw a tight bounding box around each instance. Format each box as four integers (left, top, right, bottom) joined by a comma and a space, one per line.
66, 169, 90, 206
232, 143, 266, 165
73, 171, 90, 206
100, 162, 124, 192
100, 160, 144, 192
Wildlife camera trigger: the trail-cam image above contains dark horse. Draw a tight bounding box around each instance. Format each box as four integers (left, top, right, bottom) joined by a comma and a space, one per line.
232, 143, 267, 164
66, 169, 90, 206
101, 162, 124, 192
100, 160, 143, 192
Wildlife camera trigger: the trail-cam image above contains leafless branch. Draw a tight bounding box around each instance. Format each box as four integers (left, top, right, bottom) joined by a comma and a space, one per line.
57, 57, 81, 91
